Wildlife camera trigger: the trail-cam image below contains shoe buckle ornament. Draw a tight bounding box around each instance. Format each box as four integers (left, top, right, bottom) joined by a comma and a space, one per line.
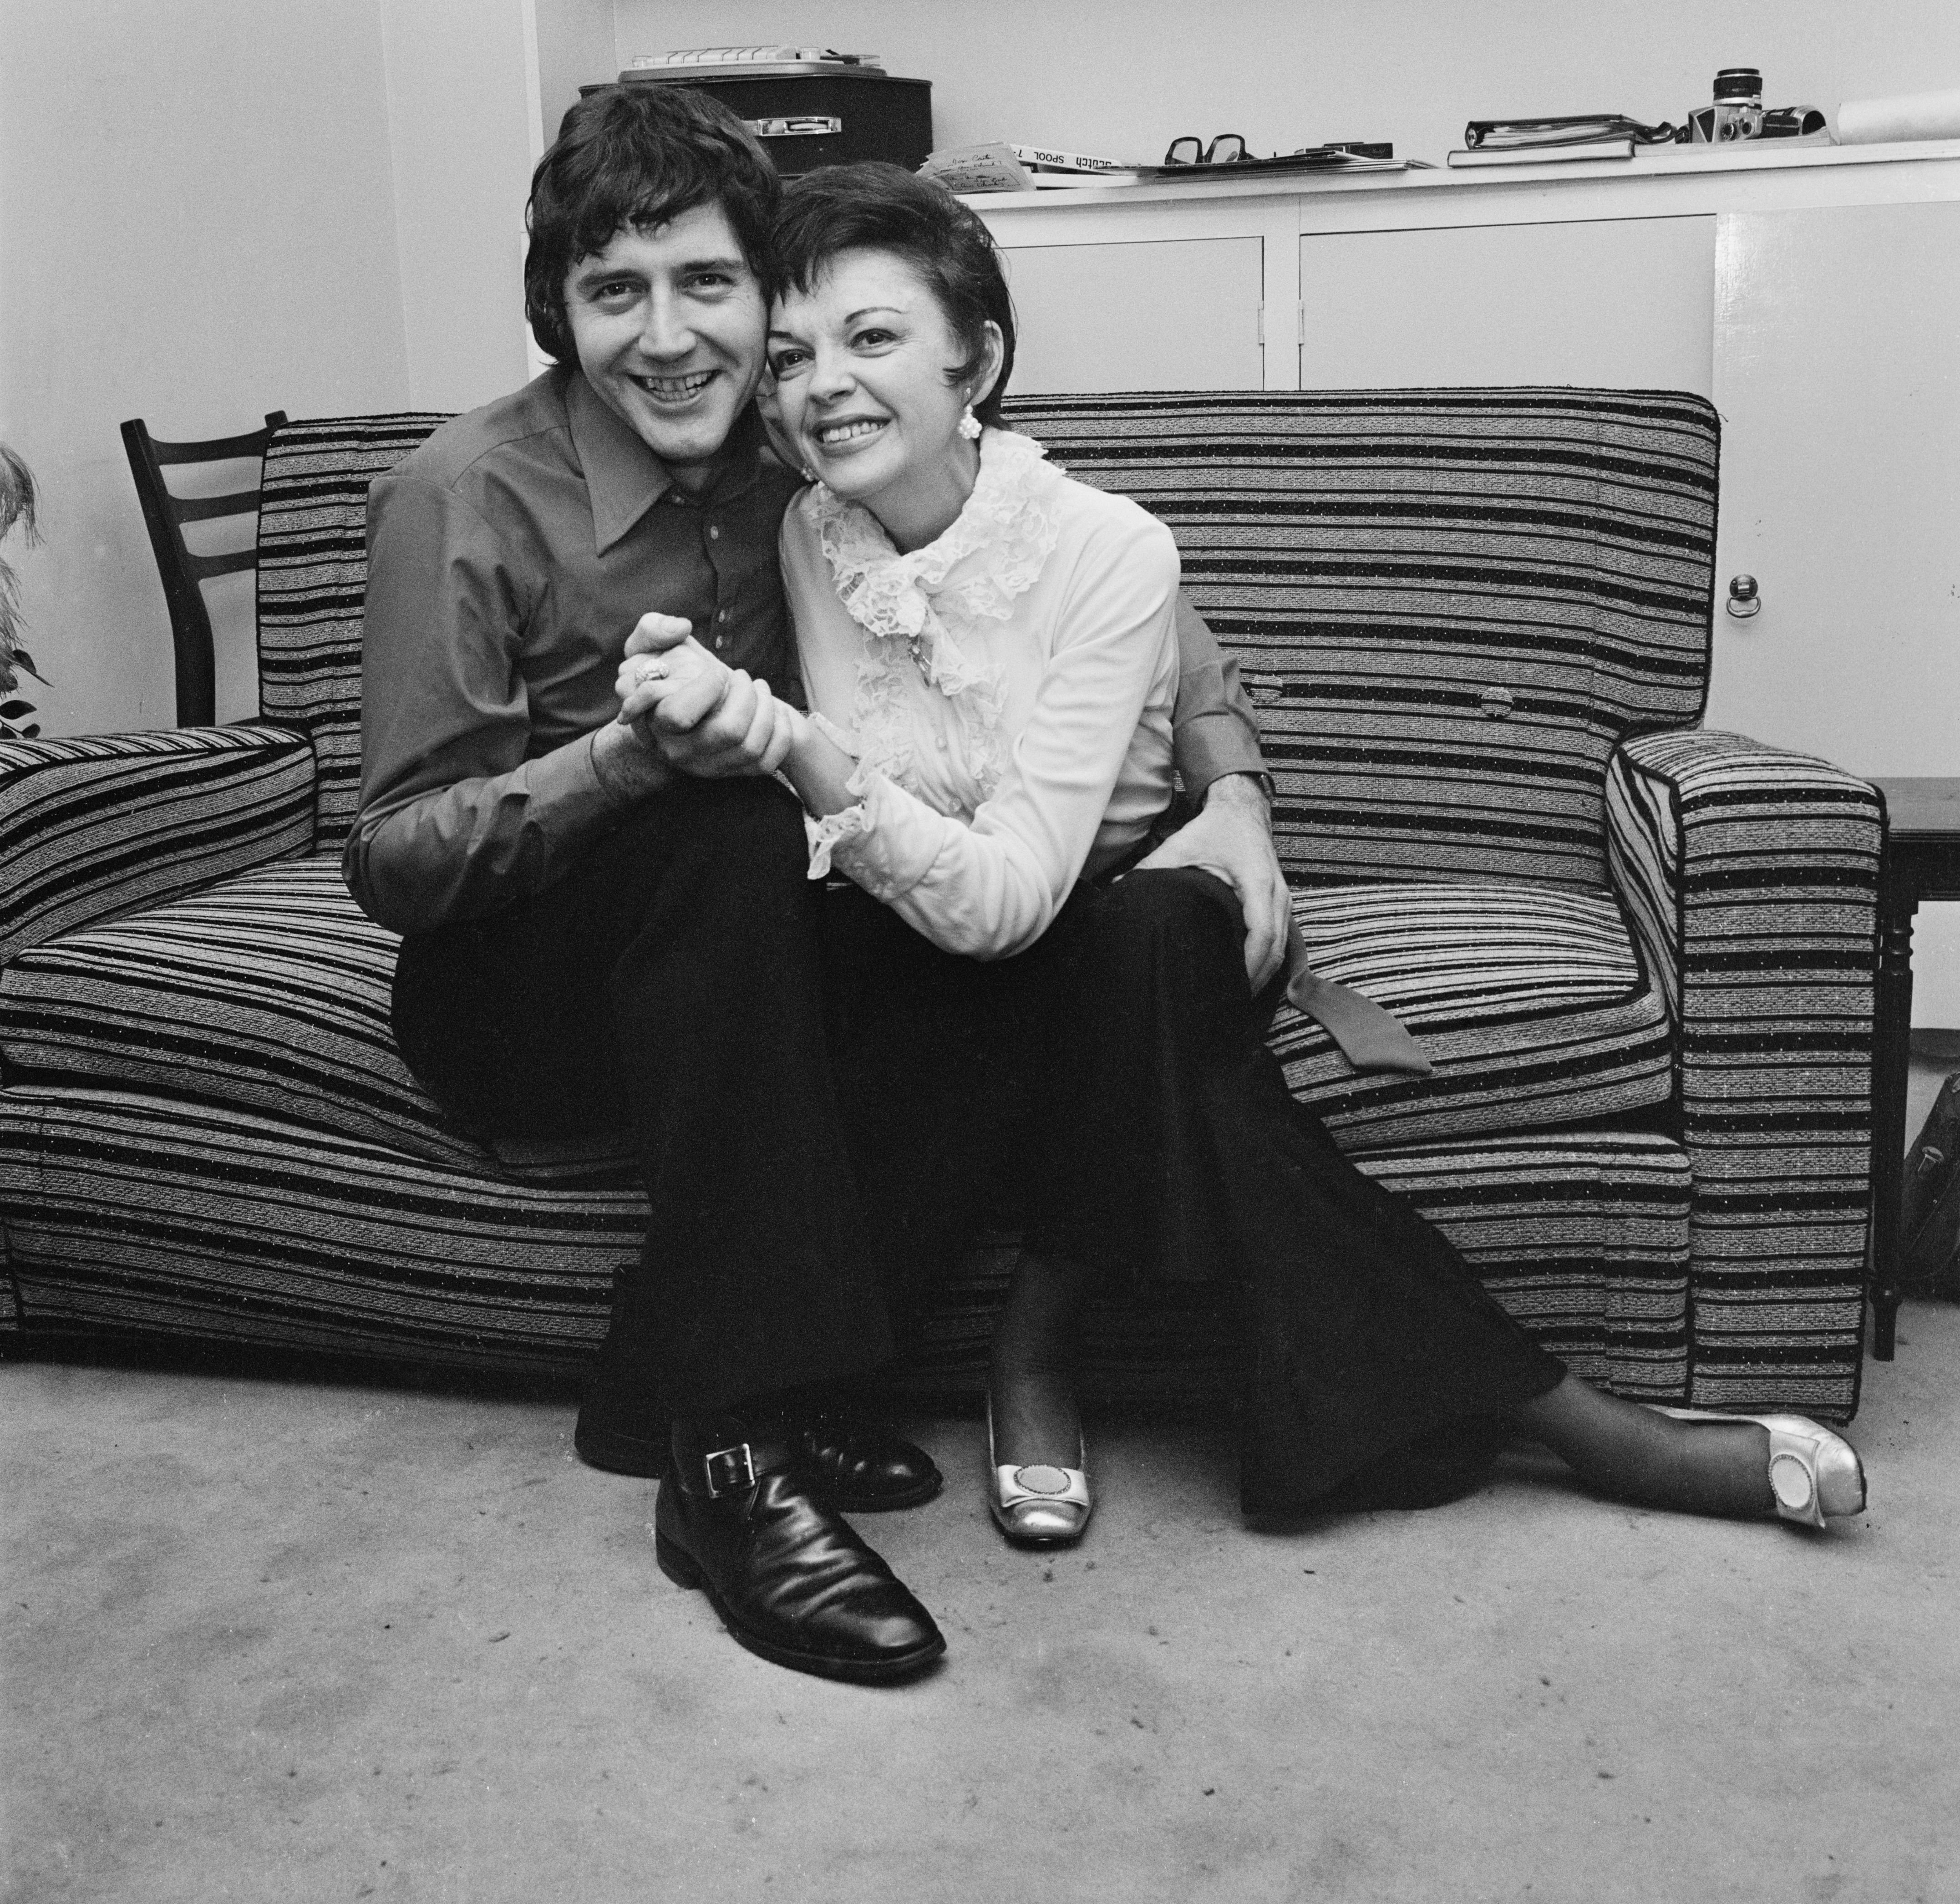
1768, 1449, 1816, 1516
1011, 1464, 1075, 1496
701, 1442, 758, 1498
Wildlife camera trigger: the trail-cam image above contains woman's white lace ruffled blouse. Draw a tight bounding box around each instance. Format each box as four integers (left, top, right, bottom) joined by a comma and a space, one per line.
780, 426, 1182, 960
809, 427, 1060, 826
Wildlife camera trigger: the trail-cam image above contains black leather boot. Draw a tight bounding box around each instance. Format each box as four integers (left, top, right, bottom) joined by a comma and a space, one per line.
655, 1419, 945, 1684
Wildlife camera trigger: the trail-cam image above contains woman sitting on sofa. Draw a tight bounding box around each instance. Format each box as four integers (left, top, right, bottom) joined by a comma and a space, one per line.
617, 162, 1865, 1541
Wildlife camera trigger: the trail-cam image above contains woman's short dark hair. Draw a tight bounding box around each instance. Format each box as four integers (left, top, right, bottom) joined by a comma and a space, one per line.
772, 163, 1017, 425
524, 86, 781, 365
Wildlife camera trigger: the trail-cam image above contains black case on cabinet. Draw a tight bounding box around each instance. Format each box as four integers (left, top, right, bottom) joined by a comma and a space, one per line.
584, 73, 934, 175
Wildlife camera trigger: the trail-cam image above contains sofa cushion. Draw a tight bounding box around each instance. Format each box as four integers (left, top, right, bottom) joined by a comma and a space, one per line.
1273, 880, 1674, 1149
0, 856, 492, 1171
1, 853, 1674, 1174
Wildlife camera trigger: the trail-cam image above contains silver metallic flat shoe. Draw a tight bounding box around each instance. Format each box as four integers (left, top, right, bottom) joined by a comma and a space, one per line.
1648, 1406, 1867, 1528
986, 1396, 1092, 1547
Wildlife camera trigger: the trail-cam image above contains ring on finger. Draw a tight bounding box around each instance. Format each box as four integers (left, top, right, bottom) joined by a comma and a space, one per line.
640, 658, 668, 685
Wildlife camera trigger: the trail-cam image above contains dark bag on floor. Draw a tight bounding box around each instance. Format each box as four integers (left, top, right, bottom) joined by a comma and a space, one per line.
1901, 1071, 1960, 1298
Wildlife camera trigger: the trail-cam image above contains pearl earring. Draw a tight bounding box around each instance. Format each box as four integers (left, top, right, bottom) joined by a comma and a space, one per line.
958, 404, 982, 441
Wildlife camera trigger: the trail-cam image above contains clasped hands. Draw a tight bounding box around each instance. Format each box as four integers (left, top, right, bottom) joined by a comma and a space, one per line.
610, 613, 802, 778
604, 613, 1291, 992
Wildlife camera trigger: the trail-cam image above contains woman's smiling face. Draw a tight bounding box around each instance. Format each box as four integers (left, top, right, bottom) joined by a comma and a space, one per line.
768, 248, 1001, 551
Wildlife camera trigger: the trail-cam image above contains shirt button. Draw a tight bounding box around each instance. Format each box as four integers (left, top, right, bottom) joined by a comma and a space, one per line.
708, 524, 721, 540
714, 637, 726, 651
717, 610, 729, 623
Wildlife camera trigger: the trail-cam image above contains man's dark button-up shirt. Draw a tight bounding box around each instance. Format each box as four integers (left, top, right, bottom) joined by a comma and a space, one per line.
347, 369, 801, 933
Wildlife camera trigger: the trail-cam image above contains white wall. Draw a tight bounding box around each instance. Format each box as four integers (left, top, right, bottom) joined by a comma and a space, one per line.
604, 0, 1960, 168
0, 0, 539, 739
0, 0, 411, 735
380, 0, 537, 416
530, 0, 615, 149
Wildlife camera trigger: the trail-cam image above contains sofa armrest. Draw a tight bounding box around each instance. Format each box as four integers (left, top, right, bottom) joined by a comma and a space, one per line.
0, 725, 316, 963
1606, 727, 1883, 1414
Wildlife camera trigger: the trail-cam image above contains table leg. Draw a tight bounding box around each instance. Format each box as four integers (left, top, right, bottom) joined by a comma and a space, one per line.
1869, 870, 1916, 1361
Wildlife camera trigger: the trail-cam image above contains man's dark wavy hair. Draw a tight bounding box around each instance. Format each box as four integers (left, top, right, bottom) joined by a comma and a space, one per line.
524, 86, 781, 365
771, 163, 1017, 426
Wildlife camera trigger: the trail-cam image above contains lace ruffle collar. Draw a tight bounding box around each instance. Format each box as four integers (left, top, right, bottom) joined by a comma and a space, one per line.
807, 428, 1065, 811
808, 427, 1061, 690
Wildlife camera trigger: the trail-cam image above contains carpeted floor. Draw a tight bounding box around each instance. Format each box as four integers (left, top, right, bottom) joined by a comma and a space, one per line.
8, 1043, 1960, 1903
7, 1297, 1958, 1904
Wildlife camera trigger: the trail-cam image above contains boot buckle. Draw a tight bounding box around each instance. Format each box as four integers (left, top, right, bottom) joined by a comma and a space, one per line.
700, 1442, 757, 1498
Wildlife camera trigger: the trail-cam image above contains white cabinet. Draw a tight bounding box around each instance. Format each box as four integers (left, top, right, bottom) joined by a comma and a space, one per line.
1706, 200, 1960, 778
1000, 236, 1264, 392
975, 142, 1960, 781
1300, 216, 1715, 396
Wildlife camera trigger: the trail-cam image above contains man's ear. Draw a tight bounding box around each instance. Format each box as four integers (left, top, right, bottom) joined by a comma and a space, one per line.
966, 320, 1006, 412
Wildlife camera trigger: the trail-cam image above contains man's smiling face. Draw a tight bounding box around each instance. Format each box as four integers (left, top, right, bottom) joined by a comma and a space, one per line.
564, 201, 767, 493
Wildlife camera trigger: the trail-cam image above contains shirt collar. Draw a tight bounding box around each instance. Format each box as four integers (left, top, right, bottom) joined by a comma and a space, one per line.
565, 371, 766, 553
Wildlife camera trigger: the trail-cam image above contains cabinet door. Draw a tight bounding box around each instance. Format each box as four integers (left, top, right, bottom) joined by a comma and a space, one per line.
1300, 216, 1715, 393
1000, 237, 1264, 393
1705, 202, 1960, 778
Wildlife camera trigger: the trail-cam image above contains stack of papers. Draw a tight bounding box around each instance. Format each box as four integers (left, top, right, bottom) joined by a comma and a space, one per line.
921, 142, 1407, 194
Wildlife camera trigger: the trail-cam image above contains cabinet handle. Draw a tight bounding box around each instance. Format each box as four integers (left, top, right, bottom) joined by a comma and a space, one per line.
1726, 574, 1761, 619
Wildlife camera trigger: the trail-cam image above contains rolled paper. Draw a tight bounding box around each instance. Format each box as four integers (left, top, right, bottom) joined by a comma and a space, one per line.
1835, 87, 1960, 146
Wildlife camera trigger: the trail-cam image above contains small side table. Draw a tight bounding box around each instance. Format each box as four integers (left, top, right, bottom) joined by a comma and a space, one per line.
1869, 777, 1960, 1359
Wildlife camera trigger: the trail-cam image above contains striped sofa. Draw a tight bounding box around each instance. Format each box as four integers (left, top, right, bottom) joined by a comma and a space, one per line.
0, 391, 1884, 1420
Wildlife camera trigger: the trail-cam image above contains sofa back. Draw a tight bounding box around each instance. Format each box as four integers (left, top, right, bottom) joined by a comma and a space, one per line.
257, 413, 452, 849
1002, 389, 1718, 891
257, 390, 1718, 884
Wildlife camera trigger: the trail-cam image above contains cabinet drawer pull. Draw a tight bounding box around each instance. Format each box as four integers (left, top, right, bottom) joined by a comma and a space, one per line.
1726, 574, 1762, 618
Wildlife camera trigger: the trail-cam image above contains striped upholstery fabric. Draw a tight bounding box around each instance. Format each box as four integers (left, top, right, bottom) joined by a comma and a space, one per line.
0, 726, 315, 963
0, 1088, 1690, 1399
0, 858, 489, 1172
0, 1089, 634, 1370
1608, 729, 1882, 1416
0, 860, 1672, 1169
1002, 389, 1716, 891
888, 1132, 1694, 1409
257, 414, 451, 850
1272, 881, 1671, 1147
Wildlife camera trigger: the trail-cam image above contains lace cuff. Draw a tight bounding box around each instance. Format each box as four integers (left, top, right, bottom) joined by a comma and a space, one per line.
805, 804, 871, 879
802, 772, 931, 901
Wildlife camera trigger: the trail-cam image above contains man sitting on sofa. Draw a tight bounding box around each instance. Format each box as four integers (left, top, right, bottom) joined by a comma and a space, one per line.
343, 84, 1287, 1686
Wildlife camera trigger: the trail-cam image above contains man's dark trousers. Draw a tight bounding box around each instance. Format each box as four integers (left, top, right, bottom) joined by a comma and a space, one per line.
390, 775, 894, 1430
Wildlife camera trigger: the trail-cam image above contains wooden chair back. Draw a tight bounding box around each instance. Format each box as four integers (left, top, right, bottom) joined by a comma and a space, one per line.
121, 411, 288, 726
